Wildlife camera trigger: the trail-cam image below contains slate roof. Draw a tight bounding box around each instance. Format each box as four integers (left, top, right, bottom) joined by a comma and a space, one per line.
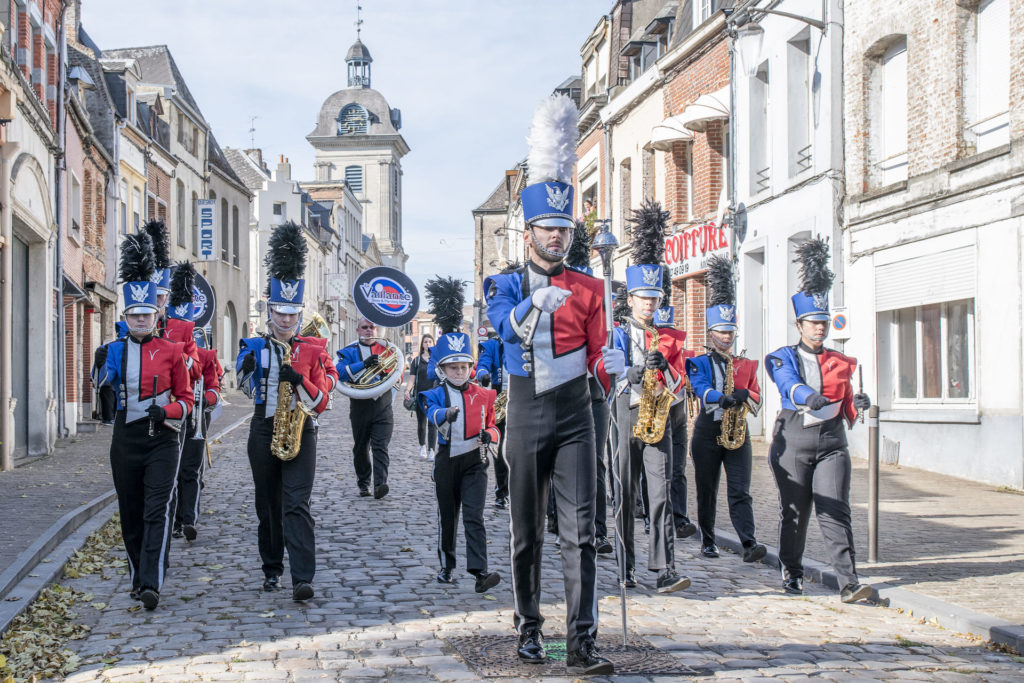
68, 30, 116, 157
102, 45, 208, 126
346, 39, 372, 62
474, 179, 509, 212
207, 132, 248, 190
222, 148, 270, 192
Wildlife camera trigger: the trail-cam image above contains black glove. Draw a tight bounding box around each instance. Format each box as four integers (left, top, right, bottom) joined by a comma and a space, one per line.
363, 354, 380, 370
444, 406, 460, 424
240, 352, 256, 375
626, 365, 645, 385
278, 364, 304, 386
479, 430, 493, 445
146, 403, 166, 422
854, 392, 872, 411
645, 351, 668, 371
94, 345, 108, 368
731, 388, 750, 405
719, 393, 739, 409
806, 393, 830, 411
477, 371, 491, 387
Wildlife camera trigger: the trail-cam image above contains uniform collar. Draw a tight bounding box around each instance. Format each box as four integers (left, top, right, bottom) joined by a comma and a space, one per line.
798, 341, 824, 355
128, 333, 154, 344
445, 379, 469, 392
527, 260, 564, 278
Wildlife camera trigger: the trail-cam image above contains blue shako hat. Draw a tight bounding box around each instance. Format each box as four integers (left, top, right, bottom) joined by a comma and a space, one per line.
705, 254, 737, 332
142, 220, 172, 295
522, 95, 579, 230
166, 261, 196, 322
434, 332, 473, 366
118, 232, 159, 314
654, 306, 674, 326
265, 222, 308, 315
791, 237, 834, 322
626, 264, 664, 299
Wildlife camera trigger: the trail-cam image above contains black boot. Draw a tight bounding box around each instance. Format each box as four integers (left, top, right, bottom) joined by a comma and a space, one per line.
292, 581, 314, 601
783, 577, 803, 595
595, 536, 613, 554
517, 629, 545, 663
139, 588, 159, 611
566, 637, 613, 675
473, 571, 501, 593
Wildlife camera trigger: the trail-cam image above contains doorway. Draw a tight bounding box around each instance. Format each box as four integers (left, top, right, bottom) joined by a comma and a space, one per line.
11, 236, 29, 459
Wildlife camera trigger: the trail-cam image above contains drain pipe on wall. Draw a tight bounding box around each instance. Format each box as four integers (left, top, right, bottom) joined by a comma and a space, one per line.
54, 1, 69, 439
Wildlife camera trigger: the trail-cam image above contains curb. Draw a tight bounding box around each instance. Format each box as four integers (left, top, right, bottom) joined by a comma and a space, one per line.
712, 529, 1024, 653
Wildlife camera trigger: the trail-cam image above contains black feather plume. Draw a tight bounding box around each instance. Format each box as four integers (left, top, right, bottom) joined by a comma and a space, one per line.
612, 280, 630, 325
119, 232, 156, 283
565, 219, 593, 270
705, 255, 735, 307
500, 261, 522, 274
264, 222, 307, 297
168, 261, 196, 308
793, 237, 834, 296
425, 276, 466, 335
142, 220, 171, 269
628, 199, 669, 265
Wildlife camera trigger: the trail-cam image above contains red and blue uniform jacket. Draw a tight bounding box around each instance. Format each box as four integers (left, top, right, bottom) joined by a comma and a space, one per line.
419, 382, 501, 457
686, 352, 762, 420
163, 318, 202, 384
484, 262, 612, 397
612, 320, 686, 404
336, 339, 390, 387
475, 338, 504, 392
305, 337, 339, 394
197, 347, 221, 408
765, 344, 858, 427
236, 335, 330, 416
97, 334, 194, 431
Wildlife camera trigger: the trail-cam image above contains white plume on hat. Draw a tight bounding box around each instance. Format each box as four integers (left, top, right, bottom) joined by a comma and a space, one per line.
525, 94, 579, 184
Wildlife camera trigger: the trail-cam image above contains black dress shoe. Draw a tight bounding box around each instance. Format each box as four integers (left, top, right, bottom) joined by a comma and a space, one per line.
623, 568, 636, 588
263, 576, 280, 592
494, 496, 508, 510
358, 487, 371, 497
292, 581, 314, 601
675, 521, 697, 539
171, 526, 184, 539
517, 629, 545, 663
139, 588, 159, 610
701, 544, 720, 558
437, 568, 456, 584
783, 577, 803, 595
743, 543, 767, 563
595, 536, 613, 555
566, 637, 614, 675
656, 570, 691, 594
373, 483, 389, 499
182, 524, 197, 541
474, 571, 501, 593
840, 583, 872, 603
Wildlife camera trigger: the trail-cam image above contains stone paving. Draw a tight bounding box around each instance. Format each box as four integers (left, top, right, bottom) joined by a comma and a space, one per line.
49, 398, 1024, 682
691, 439, 1024, 623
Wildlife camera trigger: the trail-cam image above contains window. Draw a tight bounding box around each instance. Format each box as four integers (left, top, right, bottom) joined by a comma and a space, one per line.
891, 299, 974, 402
272, 202, 285, 219
70, 174, 81, 234
176, 180, 186, 246
695, 0, 718, 26
127, 88, 136, 124
749, 61, 770, 194
871, 38, 908, 185
787, 33, 812, 177
132, 187, 141, 231
120, 179, 129, 235
345, 165, 363, 193
221, 198, 229, 262
337, 104, 369, 135
191, 191, 199, 256
965, 0, 1009, 153
232, 206, 240, 267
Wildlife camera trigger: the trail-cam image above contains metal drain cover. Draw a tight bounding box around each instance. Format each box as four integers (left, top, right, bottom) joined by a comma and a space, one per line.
446, 633, 702, 678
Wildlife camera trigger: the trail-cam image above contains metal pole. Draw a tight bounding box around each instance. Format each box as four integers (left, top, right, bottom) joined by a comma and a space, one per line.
867, 405, 879, 563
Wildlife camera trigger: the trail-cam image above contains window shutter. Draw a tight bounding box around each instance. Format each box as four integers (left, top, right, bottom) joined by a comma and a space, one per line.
875, 248, 976, 311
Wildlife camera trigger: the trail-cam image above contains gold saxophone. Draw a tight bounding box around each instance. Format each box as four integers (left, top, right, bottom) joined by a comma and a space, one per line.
269, 336, 314, 461
631, 319, 676, 444
493, 389, 508, 423
717, 351, 749, 450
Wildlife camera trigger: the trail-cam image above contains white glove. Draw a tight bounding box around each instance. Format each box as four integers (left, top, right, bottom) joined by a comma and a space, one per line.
531, 286, 572, 313
602, 347, 626, 376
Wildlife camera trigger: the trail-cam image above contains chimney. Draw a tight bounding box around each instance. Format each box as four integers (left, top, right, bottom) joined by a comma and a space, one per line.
277, 154, 291, 181
245, 148, 265, 170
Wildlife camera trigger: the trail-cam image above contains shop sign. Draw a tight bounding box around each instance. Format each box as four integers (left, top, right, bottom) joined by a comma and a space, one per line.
664, 222, 729, 278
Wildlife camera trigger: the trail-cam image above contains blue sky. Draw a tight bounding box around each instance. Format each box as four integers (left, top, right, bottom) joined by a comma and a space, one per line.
81, 0, 604, 294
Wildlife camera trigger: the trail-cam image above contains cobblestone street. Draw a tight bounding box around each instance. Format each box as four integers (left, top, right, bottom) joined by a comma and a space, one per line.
46, 398, 1023, 682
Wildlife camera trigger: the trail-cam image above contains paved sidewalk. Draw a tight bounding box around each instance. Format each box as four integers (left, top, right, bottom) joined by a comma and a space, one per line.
684, 438, 1024, 625
48, 398, 1024, 681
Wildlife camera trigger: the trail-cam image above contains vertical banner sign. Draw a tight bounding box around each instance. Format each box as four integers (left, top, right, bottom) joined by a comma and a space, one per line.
197, 199, 216, 261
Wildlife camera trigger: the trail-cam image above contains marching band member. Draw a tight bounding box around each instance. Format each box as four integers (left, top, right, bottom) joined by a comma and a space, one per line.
406, 333, 438, 460
96, 233, 193, 611
419, 276, 502, 592
237, 222, 330, 601
475, 331, 508, 508
611, 201, 690, 595
685, 256, 766, 563
765, 237, 872, 603
653, 301, 698, 541
484, 95, 622, 675
336, 317, 394, 499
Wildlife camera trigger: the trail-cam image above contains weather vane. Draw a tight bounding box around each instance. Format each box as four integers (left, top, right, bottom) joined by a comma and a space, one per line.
355, 2, 364, 39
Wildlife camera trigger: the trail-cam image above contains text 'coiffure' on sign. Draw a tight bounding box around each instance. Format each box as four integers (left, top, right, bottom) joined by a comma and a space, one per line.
197, 199, 216, 261
664, 222, 729, 278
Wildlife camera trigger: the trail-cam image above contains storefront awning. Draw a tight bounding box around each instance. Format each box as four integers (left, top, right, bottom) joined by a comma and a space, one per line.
679, 86, 730, 133
650, 116, 694, 151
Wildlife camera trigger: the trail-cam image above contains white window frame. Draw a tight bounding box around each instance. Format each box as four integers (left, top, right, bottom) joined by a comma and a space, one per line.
875, 40, 908, 185
891, 299, 976, 406
70, 172, 82, 234
695, 0, 715, 26
966, 0, 1010, 153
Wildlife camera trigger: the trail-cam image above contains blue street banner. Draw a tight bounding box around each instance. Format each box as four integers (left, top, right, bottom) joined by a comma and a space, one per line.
197, 199, 216, 261
352, 266, 420, 327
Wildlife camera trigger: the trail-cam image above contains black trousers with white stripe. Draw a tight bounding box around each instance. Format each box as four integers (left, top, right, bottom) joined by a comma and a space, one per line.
350, 395, 392, 490
433, 445, 489, 574
109, 413, 183, 592
174, 412, 209, 529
